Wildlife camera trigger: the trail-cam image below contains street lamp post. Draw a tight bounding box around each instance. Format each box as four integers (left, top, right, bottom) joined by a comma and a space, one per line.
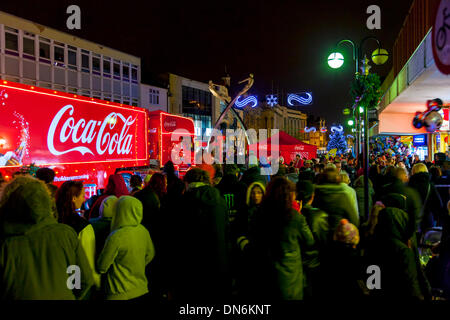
328, 37, 388, 222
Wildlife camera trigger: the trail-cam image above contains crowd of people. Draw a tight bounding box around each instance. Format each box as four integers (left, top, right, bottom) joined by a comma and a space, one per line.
0, 150, 449, 300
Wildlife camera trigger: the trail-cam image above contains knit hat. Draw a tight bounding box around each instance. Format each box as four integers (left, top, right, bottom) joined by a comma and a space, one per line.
333, 219, 360, 246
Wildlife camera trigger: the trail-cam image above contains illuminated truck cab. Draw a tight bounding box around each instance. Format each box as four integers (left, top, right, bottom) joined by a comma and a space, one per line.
148, 110, 195, 176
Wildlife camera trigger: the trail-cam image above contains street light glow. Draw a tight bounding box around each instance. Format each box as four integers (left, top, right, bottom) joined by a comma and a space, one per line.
359, 106, 364, 113
348, 119, 354, 126
327, 52, 344, 69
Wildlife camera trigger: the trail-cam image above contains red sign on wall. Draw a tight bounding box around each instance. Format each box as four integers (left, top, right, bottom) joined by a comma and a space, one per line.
432, 0, 450, 74
0, 82, 148, 168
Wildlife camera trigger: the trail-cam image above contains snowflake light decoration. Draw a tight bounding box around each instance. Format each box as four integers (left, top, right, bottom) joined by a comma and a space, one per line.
266, 94, 278, 107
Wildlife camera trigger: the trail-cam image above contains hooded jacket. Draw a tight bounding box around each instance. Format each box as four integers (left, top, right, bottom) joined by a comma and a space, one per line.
88, 174, 129, 219
89, 195, 118, 258
0, 177, 94, 300
235, 182, 266, 251
313, 183, 359, 230
97, 196, 155, 300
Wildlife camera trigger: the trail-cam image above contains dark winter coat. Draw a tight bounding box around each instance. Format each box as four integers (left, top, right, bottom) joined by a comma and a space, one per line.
408, 172, 443, 232
251, 209, 315, 300
354, 176, 375, 224
171, 183, 230, 301
378, 178, 422, 235
369, 206, 426, 299
313, 183, 359, 231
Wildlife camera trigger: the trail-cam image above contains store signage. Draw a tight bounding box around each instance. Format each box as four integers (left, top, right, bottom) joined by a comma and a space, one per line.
432, 0, 450, 74
439, 108, 449, 131
413, 134, 428, 146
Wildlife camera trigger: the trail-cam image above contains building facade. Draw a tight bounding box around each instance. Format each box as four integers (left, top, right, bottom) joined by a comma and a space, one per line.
140, 83, 168, 112
0, 11, 141, 106
243, 102, 307, 141
303, 118, 328, 150
167, 73, 227, 139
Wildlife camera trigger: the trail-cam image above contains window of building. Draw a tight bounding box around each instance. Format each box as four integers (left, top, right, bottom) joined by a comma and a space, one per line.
103, 57, 111, 75
149, 88, 160, 105
122, 64, 129, 80
131, 66, 138, 83
68, 46, 77, 70
123, 98, 130, 106
81, 51, 90, 73
113, 62, 120, 78
54, 44, 65, 67
92, 55, 100, 74
5, 27, 18, 52
131, 98, 138, 106
182, 86, 212, 116
23, 34, 35, 58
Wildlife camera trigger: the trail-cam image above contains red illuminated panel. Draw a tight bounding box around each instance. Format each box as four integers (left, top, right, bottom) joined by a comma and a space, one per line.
0, 81, 148, 168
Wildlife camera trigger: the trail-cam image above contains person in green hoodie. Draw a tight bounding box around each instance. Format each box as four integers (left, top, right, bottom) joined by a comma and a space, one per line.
0, 176, 94, 300
97, 195, 155, 300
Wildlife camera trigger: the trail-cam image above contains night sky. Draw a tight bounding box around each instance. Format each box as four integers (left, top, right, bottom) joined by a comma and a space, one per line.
1, 0, 414, 125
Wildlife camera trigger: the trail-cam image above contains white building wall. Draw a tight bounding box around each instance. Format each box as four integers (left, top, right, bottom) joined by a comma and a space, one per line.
0, 11, 141, 106
140, 83, 168, 112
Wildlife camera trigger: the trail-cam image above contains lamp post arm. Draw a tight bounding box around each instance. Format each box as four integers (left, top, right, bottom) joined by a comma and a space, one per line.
336, 39, 358, 73
359, 36, 382, 61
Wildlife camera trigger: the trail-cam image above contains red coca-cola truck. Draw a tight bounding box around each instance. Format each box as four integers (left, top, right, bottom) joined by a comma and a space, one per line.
148, 110, 195, 177
0, 81, 154, 197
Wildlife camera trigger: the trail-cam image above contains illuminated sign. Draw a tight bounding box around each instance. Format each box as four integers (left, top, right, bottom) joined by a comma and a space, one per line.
287, 92, 313, 106
304, 127, 317, 133
0, 81, 148, 167
439, 108, 449, 131
413, 134, 427, 146
234, 95, 258, 109
266, 94, 278, 107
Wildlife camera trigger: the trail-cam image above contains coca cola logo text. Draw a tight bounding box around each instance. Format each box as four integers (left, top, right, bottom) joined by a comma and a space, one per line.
47, 104, 136, 156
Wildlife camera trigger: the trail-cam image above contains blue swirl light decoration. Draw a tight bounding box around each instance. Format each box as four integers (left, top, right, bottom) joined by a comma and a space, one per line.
287, 92, 313, 106
347, 134, 355, 139
330, 125, 344, 133
234, 95, 258, 109
304, 126, 317, 133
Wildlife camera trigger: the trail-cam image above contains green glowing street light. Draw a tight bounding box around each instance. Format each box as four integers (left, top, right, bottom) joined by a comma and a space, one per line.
347, 119, 354, 126
359, 106, 364, 113
327, 52, 344, 69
